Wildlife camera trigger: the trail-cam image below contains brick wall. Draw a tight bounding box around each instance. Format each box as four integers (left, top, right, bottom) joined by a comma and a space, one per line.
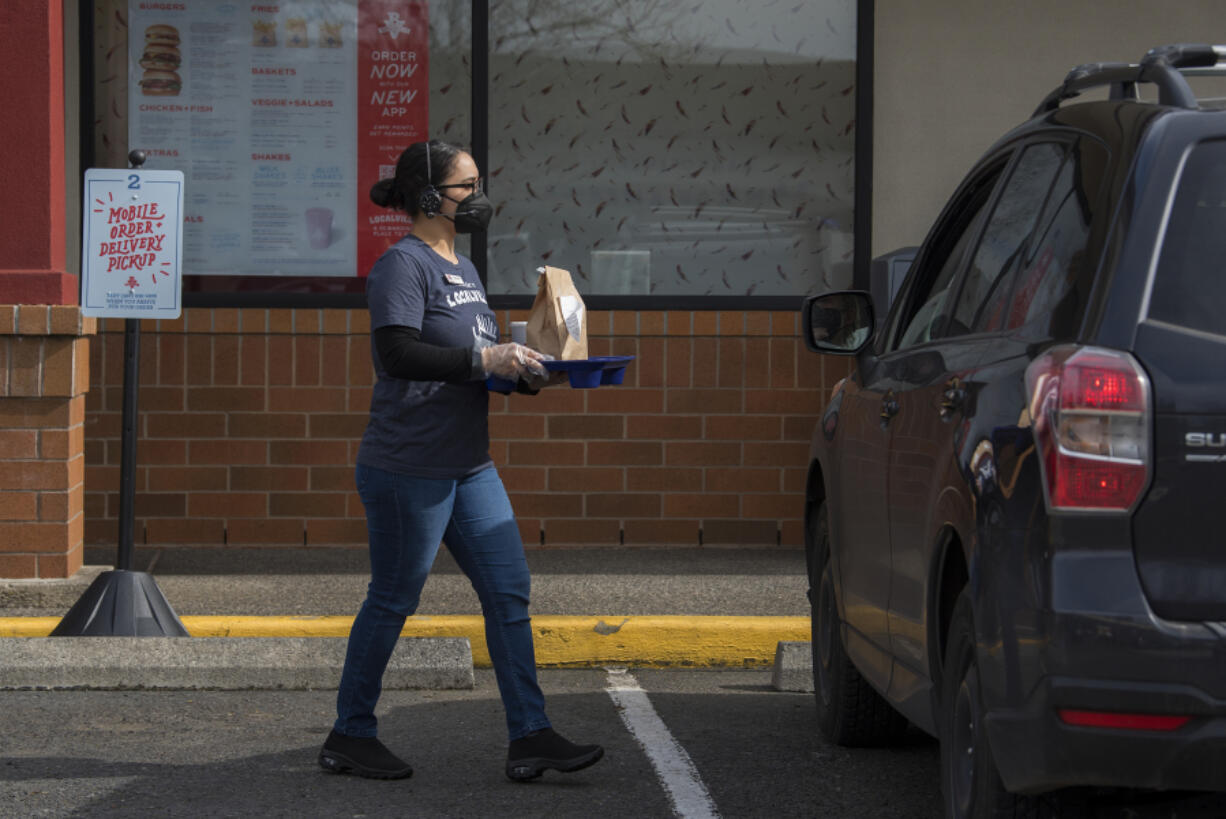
83, 308, 849, 553
1, 306, 94, 578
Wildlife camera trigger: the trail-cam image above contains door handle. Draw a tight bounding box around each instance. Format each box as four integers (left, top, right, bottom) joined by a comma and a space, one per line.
940, 377, 965, 417
880, 392, 899, 424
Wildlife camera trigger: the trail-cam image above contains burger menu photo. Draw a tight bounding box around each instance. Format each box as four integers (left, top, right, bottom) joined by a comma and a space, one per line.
138, 23, 182, 96
125, 1, 429, 279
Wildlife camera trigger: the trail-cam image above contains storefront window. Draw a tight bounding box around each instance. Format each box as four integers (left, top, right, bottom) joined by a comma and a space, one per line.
87, 0, 855, 302
485, 0, 857, 299
91, 0, 470, 298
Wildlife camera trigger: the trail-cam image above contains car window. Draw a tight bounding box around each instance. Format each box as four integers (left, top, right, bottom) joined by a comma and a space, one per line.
952, 142, 1066, 336
893, 161, 1005, 350
999, 138, 1107, 337
1148, 139, 1226, 337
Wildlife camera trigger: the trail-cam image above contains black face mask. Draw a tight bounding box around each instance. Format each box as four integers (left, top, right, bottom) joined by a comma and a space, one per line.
445, 191, 493, 233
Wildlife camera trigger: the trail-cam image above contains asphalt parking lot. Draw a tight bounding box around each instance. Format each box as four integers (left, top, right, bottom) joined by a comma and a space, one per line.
5, 669, 1226, 818
1, 669, 938, 819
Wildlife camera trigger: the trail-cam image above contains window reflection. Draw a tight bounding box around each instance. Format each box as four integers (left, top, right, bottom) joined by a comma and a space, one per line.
487, 0, 857, 298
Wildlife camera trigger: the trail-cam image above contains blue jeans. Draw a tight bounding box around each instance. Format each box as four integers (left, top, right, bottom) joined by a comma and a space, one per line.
335, 463, 550, 741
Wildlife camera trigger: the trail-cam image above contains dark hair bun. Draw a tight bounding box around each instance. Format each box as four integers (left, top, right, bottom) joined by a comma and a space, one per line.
370, 178, 399, 209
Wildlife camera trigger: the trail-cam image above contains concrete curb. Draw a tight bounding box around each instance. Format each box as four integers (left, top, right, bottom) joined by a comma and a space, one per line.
770, 640, 815, 692
0, 637, 474, 691
0, 615, 809, 668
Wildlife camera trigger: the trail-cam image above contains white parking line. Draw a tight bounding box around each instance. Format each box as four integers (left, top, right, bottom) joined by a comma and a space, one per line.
605, 667, 720, 819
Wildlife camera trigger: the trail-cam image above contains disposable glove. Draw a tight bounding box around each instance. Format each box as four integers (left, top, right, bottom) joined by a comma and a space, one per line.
481, 342, 548, 380
519, 352, 563, 391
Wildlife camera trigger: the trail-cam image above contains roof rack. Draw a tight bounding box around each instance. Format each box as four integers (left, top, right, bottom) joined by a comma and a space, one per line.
1034, 43, 1226, 117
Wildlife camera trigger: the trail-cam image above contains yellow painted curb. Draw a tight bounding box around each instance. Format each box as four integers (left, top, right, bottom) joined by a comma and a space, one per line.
2, 618, 60, 637
0, 615, 809, 668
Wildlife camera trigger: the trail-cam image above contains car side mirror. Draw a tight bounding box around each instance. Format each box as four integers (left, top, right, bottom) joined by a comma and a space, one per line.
802, 291, 874, 355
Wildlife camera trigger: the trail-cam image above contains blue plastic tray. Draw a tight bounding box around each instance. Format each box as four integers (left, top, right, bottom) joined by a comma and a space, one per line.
544, 356, 634, 388
486, 375, 517, 393
486, 356, 634, 392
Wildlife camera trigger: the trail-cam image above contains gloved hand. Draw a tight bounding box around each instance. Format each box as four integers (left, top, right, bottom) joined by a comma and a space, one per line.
481, 342, 548, 380
519, 351, 560, 391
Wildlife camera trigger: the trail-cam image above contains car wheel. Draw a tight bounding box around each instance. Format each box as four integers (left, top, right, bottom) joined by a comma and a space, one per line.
940, 591, 1073, 818
809, 500, 909, 746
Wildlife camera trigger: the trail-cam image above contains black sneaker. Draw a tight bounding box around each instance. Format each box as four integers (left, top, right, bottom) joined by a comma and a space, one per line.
506, 728, 604, 782
318, 730, 413, 780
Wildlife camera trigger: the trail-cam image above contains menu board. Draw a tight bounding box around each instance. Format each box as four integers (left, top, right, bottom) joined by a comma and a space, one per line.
127, 1, 429, 277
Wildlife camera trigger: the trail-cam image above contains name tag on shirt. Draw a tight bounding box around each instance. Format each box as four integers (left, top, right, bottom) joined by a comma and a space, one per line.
444, 273, 466, 286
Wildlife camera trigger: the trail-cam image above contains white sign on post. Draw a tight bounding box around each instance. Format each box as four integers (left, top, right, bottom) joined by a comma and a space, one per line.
81, 168, 184, 319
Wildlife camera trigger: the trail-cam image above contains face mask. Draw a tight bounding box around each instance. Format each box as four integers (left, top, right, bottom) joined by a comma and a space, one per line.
446, 191, 493, 233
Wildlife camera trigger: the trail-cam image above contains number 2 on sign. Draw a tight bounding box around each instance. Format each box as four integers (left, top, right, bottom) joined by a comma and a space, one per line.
127, 175, 140, 189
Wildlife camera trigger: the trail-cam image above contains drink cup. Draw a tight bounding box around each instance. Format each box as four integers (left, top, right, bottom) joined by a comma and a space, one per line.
305, 207, 333, 250
511, 321, 527, 345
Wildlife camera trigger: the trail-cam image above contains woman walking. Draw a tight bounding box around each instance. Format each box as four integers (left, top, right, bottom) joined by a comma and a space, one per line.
318, 139, 604, 782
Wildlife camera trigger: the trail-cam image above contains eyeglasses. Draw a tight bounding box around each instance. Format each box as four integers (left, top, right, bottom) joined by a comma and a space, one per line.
436, 179, 483, 195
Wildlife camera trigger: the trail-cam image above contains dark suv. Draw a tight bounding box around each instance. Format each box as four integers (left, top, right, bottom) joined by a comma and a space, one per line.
801, 45, 1226, 817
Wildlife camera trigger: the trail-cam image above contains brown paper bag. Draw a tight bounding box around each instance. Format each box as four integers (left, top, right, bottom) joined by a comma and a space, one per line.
525, 266, 588, 360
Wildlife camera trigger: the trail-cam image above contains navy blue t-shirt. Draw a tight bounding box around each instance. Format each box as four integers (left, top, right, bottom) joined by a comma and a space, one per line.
357, 235, 499, 478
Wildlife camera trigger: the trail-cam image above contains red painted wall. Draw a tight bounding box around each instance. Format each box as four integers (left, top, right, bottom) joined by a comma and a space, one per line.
0, 4, 74, 304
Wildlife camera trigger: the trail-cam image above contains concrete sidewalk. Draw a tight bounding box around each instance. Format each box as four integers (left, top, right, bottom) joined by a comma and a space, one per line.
4, 545, 810, 617
0, 546, 814, 690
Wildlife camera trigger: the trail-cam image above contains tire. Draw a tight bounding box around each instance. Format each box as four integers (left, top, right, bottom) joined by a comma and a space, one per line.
940, 591, 1075, 819
809, 500, 909, 747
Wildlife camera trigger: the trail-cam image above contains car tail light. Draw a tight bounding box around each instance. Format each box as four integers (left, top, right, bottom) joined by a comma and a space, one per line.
1058, 709, 1190, 732
1025, 346, 1151, 512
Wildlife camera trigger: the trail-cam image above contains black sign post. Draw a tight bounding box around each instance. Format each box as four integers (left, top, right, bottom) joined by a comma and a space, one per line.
52, 150, 189, 637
